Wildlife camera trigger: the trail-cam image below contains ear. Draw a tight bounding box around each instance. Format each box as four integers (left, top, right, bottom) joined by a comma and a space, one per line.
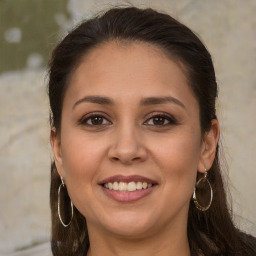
50, 127, 65, 178
197, 119, 220, 173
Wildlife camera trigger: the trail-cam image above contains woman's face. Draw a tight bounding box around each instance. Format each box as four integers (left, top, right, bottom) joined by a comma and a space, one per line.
52, 41, 213, 238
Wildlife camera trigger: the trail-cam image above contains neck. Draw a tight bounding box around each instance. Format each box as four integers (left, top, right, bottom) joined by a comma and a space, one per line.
86, 222, 190, 256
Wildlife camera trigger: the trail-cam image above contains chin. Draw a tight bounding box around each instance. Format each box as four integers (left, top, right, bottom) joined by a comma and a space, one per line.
105, 222, 154, 238
94, 210, 159, 238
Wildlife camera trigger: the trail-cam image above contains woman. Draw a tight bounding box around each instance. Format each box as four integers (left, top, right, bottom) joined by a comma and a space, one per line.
48, 6, 256, 256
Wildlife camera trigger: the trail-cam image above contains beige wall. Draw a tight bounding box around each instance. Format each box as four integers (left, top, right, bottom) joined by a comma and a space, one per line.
0, 0, 255, 253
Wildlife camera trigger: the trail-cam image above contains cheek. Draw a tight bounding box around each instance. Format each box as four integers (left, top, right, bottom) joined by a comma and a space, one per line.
151, 130, 201, 198
61, 126, 105, 172
153, 128, 201, 168
60, 131, 106, 203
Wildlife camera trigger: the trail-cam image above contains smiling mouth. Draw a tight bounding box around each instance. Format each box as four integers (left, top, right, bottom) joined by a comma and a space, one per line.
100, 175, 158, 193
100, 175, 158, 202
103, 181, 154, 192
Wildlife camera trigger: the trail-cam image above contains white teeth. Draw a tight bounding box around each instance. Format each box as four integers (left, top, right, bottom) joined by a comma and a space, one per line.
113, 181, 119, 191
108, 182, 113, 190
118, 182, 127, 191
136, 182, 142, 190
127, 182, 136, 191
103, 181, 153, 192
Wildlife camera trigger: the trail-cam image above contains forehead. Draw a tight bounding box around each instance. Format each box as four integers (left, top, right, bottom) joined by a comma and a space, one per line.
64, 41, 197, 109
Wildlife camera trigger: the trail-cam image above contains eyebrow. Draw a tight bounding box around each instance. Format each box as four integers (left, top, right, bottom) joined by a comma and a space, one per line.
140, 96, 186, 109
72, 95, 186, 110
73, 95, 114, 109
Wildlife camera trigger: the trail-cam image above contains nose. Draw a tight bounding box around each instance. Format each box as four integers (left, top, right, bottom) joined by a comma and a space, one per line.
107, 125, 148, 165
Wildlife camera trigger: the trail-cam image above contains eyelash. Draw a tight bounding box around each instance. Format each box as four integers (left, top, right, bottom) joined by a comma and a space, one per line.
79, 112, 177, 127
79, 112, 111, 126
145, 112, 177, 126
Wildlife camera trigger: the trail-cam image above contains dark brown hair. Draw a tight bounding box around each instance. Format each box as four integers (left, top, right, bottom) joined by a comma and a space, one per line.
48, 6, 256, 256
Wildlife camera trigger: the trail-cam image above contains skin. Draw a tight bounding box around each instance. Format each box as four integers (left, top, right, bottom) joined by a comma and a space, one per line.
51, 41, 219, 256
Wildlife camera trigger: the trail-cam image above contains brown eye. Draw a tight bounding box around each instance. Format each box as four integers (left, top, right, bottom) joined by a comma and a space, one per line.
152, 116, 166, 125
90, 116, 104, 125
145, 114, 176, 126
80, 114, 111, 126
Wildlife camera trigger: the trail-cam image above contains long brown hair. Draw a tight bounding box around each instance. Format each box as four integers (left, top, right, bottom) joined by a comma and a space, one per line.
48, 6, 256, 256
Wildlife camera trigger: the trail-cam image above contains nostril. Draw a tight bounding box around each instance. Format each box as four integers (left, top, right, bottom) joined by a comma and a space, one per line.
111, 157, 120, 162
107, 142, 148, 164
110, 156, 142, 164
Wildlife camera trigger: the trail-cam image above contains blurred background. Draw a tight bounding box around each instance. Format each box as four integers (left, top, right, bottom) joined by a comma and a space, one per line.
0, 0, 255, 254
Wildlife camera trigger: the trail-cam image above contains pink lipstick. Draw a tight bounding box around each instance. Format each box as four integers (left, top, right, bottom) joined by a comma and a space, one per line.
99, 175, 158, 202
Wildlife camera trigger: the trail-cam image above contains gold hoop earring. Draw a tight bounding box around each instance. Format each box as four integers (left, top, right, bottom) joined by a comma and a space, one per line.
58, 177, 73, 227
193, 170, 213, 211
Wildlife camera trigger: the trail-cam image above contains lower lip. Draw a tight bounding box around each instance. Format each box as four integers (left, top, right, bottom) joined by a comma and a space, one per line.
101, 185, 157, 202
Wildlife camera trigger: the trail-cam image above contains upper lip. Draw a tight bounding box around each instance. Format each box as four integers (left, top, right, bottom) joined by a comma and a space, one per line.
99, 175, 158, 185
